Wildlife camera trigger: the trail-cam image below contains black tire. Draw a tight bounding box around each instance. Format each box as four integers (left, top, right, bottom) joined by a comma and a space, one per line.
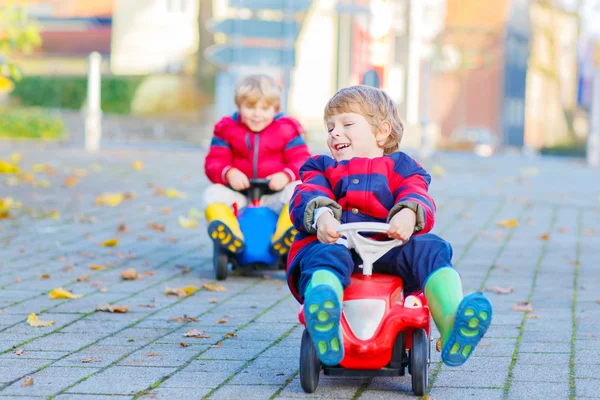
300, 329, 320, 393
213, 245, 229, 281
410, 328, 429, 396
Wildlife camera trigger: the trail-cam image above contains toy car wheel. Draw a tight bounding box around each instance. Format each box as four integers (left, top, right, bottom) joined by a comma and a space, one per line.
300, 329, 321, 393
410, 328, 429, 396
213, 244, 229, 281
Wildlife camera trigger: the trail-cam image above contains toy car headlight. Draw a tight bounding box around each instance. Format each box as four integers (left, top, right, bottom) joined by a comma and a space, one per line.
404, 295, 423, 308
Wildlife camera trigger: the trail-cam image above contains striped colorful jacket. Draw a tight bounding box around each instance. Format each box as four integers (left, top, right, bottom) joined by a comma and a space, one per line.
287, 152, 436, 302
204, 112, 310, 185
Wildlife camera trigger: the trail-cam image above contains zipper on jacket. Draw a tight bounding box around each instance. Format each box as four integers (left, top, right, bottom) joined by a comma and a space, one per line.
253, 133, 259, 178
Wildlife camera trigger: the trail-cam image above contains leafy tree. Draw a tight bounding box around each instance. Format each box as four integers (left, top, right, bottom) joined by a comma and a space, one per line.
0, 3, 42, 93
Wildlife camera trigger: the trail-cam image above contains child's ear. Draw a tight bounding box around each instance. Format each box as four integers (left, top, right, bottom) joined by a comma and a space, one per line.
376, 120, 392, 147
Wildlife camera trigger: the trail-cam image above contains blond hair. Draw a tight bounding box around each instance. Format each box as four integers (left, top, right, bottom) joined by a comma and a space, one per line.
234, 74, 281, 110
324, 85, 404, 154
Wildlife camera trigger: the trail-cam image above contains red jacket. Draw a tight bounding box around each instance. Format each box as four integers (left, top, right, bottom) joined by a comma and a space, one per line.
204, 112, 311, 185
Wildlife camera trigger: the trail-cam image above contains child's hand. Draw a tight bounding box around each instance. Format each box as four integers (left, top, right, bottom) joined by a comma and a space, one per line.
388, 208, 417, 241
227, 168, 250, 191
316, 212, 341, 244
266, 172, 290, 191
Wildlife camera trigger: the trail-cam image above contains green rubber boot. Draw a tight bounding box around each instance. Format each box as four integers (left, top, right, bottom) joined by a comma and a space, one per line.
424, 267, 492, 367
303, 270, 344, 366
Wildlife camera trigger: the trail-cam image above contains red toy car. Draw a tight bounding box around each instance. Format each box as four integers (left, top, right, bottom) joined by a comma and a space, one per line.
298, 223, 431, 396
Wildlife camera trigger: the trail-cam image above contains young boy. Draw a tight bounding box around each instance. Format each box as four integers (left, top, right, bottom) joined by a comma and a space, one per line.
287, 85, 492, 367
203, 74, 311, 256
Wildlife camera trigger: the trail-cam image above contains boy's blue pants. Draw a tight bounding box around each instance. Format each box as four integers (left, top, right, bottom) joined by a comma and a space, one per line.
296, 233, 453, 299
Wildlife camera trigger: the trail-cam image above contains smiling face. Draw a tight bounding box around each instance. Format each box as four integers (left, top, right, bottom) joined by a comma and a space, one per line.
326, 112, 391, 161
239, 100, 277, 132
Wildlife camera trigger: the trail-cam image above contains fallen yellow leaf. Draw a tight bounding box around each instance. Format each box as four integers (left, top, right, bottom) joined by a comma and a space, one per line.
497, 219, 518, 228
485, 286, 514, 295
202, 283, 227, 292
431, 165, 446, 177
0, 160, 20, 174
164, 286, 198, 297
37, 274, 51, 280
160, 207, 171, 214
436, 338, 441, 352
184, 328, 210, 338
89, 264, 104, 271
120, 268, 139, 280
50, 211, 60, 220
49, 288, 83, 299
539, 234, 550, 240
178, 216, 198, 229
26, 313, 54, 327
132, 160, 144, 170
96, 303, 130, 313
223, 332, 238, 338
166, 188, 187, 199
22, 376, 33, 387
513, 302, 533, 312
188, 208, 203, 219
63, 176, 79, 187
95, 192, 124, 207
10, 152, 21, 164
102, 238, 119, 247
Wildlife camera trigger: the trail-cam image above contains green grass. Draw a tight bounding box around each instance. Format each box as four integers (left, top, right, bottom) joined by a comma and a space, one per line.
0, 107, 65, 141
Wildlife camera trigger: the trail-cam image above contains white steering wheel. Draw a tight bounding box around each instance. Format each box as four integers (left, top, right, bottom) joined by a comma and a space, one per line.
336, 222, 404, 276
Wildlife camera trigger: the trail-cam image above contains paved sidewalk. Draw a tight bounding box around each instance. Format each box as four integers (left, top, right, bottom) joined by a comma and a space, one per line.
0, 143, 599, 400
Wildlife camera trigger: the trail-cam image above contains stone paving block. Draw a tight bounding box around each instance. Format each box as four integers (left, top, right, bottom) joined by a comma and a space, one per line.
197, 339, 268, 360
229, 356, 297, 385
1, 366, 99, 396
159, 370, 231, 389
515, 352, 570, 365
183, 359, 246, 374
0, 350, 69, 360
575, 350, 600, 365
506, 381, 570, 399
511, 363, 570, 383
433, 369, 505, 388
117, 343, 204, 367
53, 345, 135, 368
468, 338, 517, 357
575, 339, 600, 351
364, 376, 412, 391
0, 358, 53, 384
444, 356, 512, 373
484, 324, 520, 338
278, 376, 366, 399
139, 387, 211, 399
95, 328, 172, 347
210, 384, 280, 399
22, 333, 106, 352
55, 395, 132, 400
426, 387, 504, 400
520, 331, 571, 343
66, 366, 176, 395
575, 378, 600, 397
258, 343, 300, 359
519, 341, 571, 353
0, 332, 45, 348
0, 295, 52, 315
1, 313, 82, 334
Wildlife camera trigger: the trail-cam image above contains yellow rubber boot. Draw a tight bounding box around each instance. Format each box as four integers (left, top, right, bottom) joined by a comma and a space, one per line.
205, 203, 244, 254
271, 204, 297, 256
